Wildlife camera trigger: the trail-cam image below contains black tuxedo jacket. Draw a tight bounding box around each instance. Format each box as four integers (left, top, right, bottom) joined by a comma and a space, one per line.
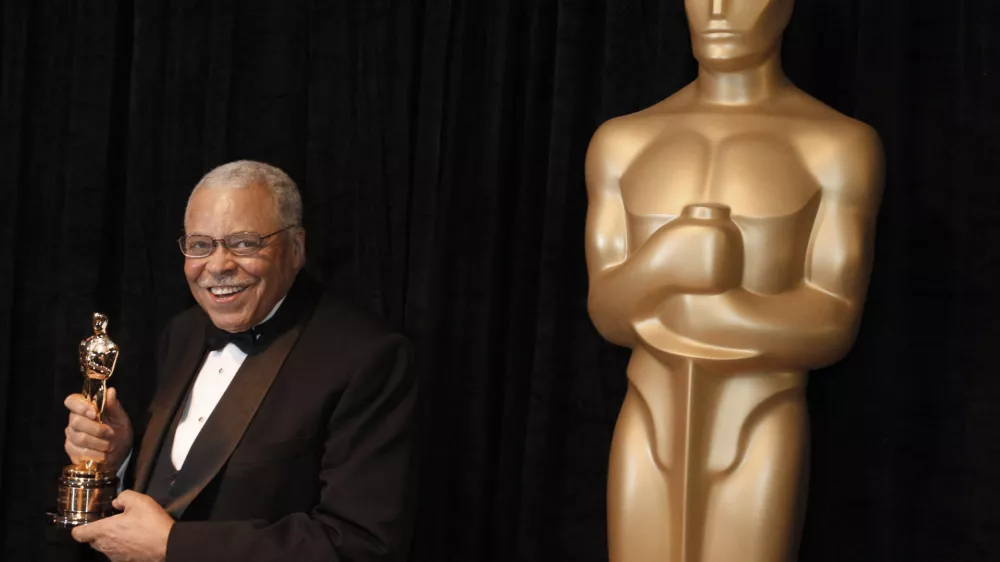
129, 272, 417, 562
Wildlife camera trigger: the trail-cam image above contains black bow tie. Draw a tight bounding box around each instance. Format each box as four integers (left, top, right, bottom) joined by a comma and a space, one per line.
206, 326, 260, 355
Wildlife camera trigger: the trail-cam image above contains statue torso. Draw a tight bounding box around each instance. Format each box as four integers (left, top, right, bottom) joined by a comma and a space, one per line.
619, 107, 833, 295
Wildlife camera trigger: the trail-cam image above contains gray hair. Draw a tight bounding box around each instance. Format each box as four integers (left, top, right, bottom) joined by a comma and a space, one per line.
187, 160, 302, 227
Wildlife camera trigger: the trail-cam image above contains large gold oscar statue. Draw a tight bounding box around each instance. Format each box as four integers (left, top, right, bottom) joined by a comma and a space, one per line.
584, 1, 884, 561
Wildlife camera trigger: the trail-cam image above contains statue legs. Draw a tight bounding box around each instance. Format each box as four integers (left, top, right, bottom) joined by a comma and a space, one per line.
608, 382, 674, 562
82, 375, 108, 422
700, 395, 808, 562
608, 349, 809, 562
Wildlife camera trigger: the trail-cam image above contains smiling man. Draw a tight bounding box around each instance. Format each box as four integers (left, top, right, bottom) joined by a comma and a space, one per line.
61, 161, 417, 562
182, 172, 302, 332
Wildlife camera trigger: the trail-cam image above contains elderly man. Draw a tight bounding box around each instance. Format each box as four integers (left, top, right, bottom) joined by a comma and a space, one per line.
61, 161, 417, 562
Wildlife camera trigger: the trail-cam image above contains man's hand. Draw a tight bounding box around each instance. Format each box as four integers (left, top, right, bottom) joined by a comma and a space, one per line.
64, 387, 133, 471
71, 490, 174, 562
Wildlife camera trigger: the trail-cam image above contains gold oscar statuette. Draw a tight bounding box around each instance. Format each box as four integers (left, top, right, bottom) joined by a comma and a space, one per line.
47, 313, 121, 529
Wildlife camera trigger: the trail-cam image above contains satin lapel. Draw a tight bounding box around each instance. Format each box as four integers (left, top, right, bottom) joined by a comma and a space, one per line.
167, 320, 304, 516
133, 329, 207, 494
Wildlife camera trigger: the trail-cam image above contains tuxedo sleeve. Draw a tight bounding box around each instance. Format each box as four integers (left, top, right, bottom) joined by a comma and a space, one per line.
164, 334, 418, 562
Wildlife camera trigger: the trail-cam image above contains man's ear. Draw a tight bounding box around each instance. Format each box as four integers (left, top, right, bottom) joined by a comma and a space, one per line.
292, 227, 307, 268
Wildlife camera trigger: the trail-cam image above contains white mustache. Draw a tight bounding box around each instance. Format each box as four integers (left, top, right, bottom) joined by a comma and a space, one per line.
198, 277, 251, 289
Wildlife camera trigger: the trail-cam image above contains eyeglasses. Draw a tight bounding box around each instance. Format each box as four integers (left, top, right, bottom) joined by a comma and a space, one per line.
177, 225, 298, 258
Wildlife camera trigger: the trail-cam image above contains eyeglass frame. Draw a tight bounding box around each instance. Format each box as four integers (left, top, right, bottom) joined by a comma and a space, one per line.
177, 225, 299, 258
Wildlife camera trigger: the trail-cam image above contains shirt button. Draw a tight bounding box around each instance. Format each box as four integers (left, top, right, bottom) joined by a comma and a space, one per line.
218, 368, 223, 374
198, 417, 205, 422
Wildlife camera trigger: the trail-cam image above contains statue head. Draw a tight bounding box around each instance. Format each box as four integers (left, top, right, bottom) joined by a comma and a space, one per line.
685, 0, 794, 71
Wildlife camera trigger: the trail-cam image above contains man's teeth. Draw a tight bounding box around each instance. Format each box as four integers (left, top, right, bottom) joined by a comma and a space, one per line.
210, 286, 247, 296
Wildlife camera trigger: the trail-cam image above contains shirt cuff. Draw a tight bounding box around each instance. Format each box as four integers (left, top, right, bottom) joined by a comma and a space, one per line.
116, 449, 132, 493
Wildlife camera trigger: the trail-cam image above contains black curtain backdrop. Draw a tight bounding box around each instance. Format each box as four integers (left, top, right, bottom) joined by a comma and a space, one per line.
1, 0, 999, 561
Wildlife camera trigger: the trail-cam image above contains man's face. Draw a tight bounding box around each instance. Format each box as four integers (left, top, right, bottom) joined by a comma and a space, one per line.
183, 183, 305, 333
686, 0, 794, 70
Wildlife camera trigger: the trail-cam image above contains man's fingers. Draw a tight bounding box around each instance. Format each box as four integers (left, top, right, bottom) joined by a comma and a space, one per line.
113, 490, 141, 511
64, 394, 97, 420
68, 413, 114, 439
103, 388, 129, 426
70, 513, 119, 543
70, 525, 89, 543
66, 426, 113, 453
71, 519, 102, 543
65, 442, 108, 464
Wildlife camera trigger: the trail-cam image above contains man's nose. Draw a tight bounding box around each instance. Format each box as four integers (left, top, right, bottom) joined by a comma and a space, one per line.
204, 244, 238, 275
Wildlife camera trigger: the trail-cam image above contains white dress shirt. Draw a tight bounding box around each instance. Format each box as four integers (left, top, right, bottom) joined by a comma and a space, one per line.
171, 297, 285, 469
170, 344, 247, 469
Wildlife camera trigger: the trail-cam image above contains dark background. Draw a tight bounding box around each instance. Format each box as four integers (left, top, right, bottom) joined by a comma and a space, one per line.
1, 0, 998, 560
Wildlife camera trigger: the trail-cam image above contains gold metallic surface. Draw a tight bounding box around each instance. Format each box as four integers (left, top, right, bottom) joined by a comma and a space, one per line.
584, 1, 884, 560
79, 313, 119, 422
49, 466, 119, 528
48, 313, 122, 528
